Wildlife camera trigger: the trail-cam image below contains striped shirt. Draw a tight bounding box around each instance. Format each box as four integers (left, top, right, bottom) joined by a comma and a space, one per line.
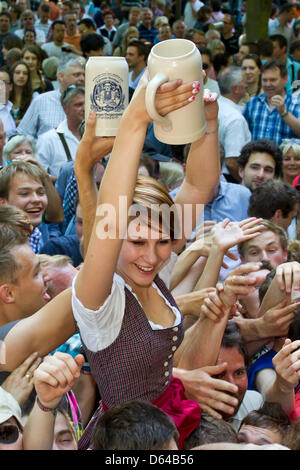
243, 92, 300, 145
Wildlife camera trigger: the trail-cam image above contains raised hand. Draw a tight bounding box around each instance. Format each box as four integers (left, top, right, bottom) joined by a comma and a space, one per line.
261, 300, 300, 338
33, 352, 84, 409
211, 217, 264, 255
276, 261, 300, 294
272, 339, 300, 393
220, 262, 264, 308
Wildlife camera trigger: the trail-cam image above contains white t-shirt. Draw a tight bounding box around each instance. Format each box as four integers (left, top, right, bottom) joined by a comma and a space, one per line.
72, 252, 181, 352
228, 390, 264, 432
217, 95, 251, 174
184, 0, 204, 30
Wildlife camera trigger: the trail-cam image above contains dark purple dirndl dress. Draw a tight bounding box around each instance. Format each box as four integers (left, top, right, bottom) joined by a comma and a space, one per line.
78, 275, 201, 450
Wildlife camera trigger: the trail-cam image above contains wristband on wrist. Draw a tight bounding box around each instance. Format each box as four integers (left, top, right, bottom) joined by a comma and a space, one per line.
36, 396, 58, 416
206, 127, 218, 135
280, 109, 288, 118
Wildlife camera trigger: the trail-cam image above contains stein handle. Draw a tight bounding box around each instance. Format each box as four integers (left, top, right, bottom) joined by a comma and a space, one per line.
145, 72, 172, 130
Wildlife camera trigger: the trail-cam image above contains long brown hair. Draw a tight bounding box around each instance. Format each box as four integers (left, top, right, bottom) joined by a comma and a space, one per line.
9, 60, 33, 120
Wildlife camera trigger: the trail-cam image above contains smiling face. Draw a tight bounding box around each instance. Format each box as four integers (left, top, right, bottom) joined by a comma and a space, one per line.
239, 152, 276, 192
261, 67, 287, 99
9, 243, 49, 318
242, 58, 261, 85
117, 223, 172, 289
283, 147, 300, 183
6, 172, 48, 227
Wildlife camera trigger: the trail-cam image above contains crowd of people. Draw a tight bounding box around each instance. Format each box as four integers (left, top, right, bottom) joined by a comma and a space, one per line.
1, 0, 300, 452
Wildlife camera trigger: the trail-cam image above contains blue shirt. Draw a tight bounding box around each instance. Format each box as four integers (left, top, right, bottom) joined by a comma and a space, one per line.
170, 177, 251, 225
243, 92, 300, 145
138, 24, 158, 43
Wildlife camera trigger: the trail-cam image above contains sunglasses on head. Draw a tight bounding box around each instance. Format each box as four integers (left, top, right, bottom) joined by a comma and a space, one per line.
0, 423, 20, 445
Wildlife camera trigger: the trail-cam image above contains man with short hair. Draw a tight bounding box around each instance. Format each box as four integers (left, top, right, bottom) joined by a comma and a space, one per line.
80, 33, 104, 59
138, 7, 157, 44
0, 162, 50, 253
214, 322, 264, 432
172, 19, 186, 39
77, 18, 112, 56
41, 20, 79, 64
188, 28, 207, 49
243, 59, 300, 145
36, 86, 84, 177
0, 12, 14, 66
0, 226, 48, 325
157, 24, 172, 42
17, 57, 85, 139
248, 179, 299, 233
126, 39, 149, 91
238, 139, 283, 192
237, 220, 288, 269
35, 3, 52, 38
0, 68, 16, 139
270, 34, 300, 94
217, 66, 251, 182
63, 10, 81, 51
14, 9, 46, 46
221, 13, 239, 56
8, 4, 23, 34
268, 2, 295, 46
289, 39, 300, 64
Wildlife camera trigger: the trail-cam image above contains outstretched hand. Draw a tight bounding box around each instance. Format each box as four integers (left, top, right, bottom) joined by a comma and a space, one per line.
272, 338, 300, 392
211, 217, 264, 254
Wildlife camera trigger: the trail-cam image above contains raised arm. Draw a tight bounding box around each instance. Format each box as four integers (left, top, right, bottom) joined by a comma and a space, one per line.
75, 77, 199, 311
193, 217, 264, 292
23, 352, 84, 450
73, 135, 115, 258
175, 263, 263, 369
259, 339, 300, 416
172, 89, 220, 254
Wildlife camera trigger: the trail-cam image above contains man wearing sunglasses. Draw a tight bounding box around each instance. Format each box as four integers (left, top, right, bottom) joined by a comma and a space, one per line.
0, 386, 23, 450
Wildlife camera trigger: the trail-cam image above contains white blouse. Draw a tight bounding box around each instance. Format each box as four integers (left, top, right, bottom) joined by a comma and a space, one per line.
72, 252, 181, 352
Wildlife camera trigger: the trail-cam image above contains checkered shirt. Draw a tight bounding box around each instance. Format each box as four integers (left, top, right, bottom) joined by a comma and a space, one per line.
243, 92, 300, 145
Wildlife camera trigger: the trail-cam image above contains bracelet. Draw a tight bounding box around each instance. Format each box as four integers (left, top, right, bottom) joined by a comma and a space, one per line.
280, 109, 289, 118
206, 127, 218, 135
36, 396, 58, 416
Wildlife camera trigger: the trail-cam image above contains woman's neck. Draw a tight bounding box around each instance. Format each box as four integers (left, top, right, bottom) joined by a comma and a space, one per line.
12, 86, 23, 108
247, 81, 259, 96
